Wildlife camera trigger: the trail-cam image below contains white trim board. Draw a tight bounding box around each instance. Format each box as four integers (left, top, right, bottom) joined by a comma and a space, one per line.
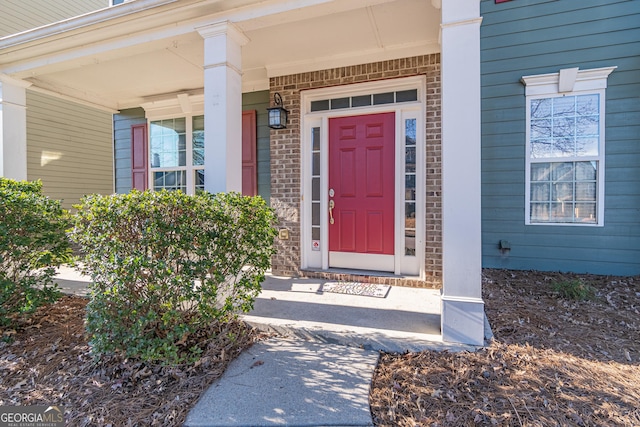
300, 76, 426, 278
521, 66, 617, 96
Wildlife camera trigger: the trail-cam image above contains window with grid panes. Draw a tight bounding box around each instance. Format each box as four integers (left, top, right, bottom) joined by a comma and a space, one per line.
149, 116, 204, 194
522, 67, 615, 226
528, 94, 601, 224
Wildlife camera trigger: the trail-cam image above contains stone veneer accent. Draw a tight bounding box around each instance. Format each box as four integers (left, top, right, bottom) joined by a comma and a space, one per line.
269, 54, 442, 288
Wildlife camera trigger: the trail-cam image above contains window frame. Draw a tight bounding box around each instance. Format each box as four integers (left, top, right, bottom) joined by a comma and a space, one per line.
148, 114, 204, 195
525, 91, 605, 226
522, 67, 616, 227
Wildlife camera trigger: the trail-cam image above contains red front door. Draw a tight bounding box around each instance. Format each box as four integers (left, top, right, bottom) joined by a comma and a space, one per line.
329, 113, 395, 261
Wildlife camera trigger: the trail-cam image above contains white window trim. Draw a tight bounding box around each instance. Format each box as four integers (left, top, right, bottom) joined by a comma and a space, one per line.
521, 66, 617, 96
147, 114, 204, 195
142, 93, 205, 195
522, 66, 616, 227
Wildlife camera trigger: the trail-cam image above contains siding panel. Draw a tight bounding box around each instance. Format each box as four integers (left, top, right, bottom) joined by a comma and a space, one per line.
481, 0, 640, 275
26, 90, 113, 209
0, 0, 108, 37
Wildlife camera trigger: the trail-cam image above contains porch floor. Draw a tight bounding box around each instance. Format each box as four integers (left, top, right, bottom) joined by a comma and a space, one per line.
53, 266, 480, 353
245, 273, 469, 353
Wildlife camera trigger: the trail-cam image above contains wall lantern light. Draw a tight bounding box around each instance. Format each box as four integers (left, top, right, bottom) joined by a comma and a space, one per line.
267, 92, 288, 129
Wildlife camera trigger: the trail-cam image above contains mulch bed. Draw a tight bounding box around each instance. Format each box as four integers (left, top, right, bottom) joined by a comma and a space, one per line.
370, 269, 640, 426
0, 296, 260, 426
1, 269, 638, 426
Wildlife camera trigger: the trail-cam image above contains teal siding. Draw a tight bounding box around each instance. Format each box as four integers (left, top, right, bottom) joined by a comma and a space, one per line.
114, 108, 146, 194
113, 91, 271, 203
243, 90, 271, 204
481, 0, 640, 275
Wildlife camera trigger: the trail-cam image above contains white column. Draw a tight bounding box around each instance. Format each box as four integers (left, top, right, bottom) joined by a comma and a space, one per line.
0, 75, 31, 180
440, 0, 485, 345
197, 22, 248, 194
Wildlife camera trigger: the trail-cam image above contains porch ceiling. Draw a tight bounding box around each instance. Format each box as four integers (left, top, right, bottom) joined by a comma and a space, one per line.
0, 0, 440, 111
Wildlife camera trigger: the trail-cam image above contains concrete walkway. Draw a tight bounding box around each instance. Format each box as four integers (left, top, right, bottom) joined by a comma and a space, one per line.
54, 266, 484, 427
184, 339, 378, 427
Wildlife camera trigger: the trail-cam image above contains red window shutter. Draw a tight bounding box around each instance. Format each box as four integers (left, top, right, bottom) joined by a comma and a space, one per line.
242, 110, 257, 196
131, 123, 148, 191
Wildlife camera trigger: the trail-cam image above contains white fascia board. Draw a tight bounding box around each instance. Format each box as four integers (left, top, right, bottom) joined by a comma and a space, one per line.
521, 66, 617, 96
0, 0, 399, 71
2, 23, 201, 78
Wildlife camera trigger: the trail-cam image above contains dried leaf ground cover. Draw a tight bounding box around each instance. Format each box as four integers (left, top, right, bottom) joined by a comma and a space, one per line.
1, 270, 639, 426
371, 269, 640, 426
0, 296, 259, 426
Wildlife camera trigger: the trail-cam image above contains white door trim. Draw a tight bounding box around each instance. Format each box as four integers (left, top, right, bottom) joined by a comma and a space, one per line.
300, 76, 426, 278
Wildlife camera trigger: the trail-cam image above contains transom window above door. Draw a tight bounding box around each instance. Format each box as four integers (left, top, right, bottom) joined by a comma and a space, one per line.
310, 89, 418, 112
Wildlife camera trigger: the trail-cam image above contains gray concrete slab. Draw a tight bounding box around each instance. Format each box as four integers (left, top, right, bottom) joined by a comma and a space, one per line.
184, 338, 378, 427
243, 275, 463, 353
53, 264, 91, 297
52, 267, 483, 352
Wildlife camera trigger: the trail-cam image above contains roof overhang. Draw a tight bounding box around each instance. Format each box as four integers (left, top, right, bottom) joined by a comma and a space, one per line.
0, 0, 441, 111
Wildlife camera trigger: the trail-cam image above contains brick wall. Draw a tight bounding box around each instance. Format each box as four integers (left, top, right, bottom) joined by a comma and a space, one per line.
269, 54, 442, 288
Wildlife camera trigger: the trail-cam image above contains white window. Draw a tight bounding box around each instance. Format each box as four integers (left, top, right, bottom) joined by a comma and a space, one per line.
149, 115, 204, 194
522, 67, 616, 226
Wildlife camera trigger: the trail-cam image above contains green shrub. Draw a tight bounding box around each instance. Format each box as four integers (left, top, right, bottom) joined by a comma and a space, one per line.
71, 190, 277, 364
551, 279, 595, 301
0, 178, 70, 328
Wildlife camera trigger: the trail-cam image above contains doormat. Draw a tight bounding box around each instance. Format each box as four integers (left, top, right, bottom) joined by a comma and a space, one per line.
321, 282, 390, 298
